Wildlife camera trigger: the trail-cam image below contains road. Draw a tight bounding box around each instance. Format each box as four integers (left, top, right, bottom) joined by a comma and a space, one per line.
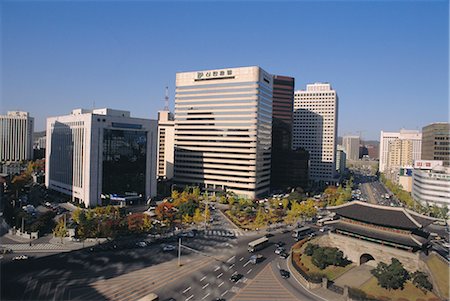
1, 207, 324, 301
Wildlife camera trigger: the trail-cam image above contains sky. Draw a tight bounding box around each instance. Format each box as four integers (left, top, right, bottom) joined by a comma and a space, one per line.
1, 0, 448, 141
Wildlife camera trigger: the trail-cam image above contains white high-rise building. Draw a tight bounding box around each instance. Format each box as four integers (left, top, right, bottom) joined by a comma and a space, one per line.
293, 83, 338, 184
342, 135, 360, 161
157, 110, 175, 179
174, 66, 273, 198
0, 111, 34, 162
45, 108, 157, 207
379, 129, 422, 173
412, 160, 450, 208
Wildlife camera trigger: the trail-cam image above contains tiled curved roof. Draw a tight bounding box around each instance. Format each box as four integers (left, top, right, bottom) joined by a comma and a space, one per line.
328, 201, 436, 230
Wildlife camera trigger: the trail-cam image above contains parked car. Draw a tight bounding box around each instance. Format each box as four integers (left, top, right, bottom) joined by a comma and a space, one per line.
279, 269, 290, 278
13, 255, 29, 261
136, 241, 147, 248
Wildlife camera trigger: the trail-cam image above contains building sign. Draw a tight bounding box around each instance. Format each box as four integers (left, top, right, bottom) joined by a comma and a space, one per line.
196, 69, 234, 81
414, 160, 443, 170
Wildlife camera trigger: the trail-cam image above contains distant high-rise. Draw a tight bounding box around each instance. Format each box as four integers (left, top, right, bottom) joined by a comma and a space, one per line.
157, 110, 174, 179
0, 111, 34, 162
342, 135, 360, 160
270, 75, 309, 190
387, 139, 414, 168
174, 66, 272, 198
379, 129, 422, 173
421, 122, 450, 167
336, 145, 346, 175
46, 108, 157, 207
293, 83, 338, 184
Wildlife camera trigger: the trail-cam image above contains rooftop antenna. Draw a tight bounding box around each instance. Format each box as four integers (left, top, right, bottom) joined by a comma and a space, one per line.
164, 86, 169, 111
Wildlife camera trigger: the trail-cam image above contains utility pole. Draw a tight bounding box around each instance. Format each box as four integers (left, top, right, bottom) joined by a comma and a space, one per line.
21, 217, 24, 233
178, 237, 182, 266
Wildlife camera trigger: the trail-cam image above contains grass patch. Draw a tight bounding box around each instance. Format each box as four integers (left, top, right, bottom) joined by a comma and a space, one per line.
292, 238, 354, 281
425, 253, 449, 300
300, 252, 354, 281
359, 276, 440, 301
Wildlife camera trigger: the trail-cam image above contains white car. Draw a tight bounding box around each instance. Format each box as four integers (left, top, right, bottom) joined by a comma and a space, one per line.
275, 247, 285, 255
13, 255, 29, 260
136, 241, 147, 248
162, 245, 176, 252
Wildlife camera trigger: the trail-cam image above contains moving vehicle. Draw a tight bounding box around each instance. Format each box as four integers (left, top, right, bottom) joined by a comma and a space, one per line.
249, 254, 263, 264
230, 273, 243, 282
279, 269, 290, 278
248, 237, 269, 253
162, 245, 176, 252
13, 255, 29, 261
279, 252, 289, 259
136, 241, 147, 248
292, 226, 312, 239
275, 247, 285, 255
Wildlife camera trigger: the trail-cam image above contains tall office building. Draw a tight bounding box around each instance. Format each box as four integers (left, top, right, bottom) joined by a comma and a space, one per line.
336, 145, 347, 175
342, 135, 360, 160
174, 66, 272, 198
379, 129, 422, 173
157, 110, 175, 179
46, 108, 157, 207
421, 122, 450, 167
0, 111, 34, 162
387, 139, 413, 168
270, 75, 309, 191
293, 83, 338, 184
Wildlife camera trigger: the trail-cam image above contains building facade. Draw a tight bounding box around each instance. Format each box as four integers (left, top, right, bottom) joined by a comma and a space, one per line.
412, 160, 450, 208
343, 135, 360, 160
157, 110, 175, 179
379, 129, 422, 173
293, 83, 338, 184
0, 111, 34, 162
174, 66, 272, 198
421, 122, 450, 167
336, 145, 347, 175
45, 108, 157, 207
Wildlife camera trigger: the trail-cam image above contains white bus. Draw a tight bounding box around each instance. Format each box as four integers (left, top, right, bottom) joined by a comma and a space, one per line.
248, 237, 269, 253
292, 226, 312, 238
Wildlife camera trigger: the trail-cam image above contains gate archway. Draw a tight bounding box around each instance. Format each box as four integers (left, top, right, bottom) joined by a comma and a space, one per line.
360, 253, 375, 265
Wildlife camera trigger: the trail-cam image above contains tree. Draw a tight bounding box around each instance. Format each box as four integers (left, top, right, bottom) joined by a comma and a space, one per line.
281, 199, 290, 210
371, 258, 410, 290
53, 217, 68, 243
171, 190, 180, 201
411, 271, 433, 293
127, 213, 151, 233
254, 207, 267, 228
178, 199, 198, 217
155, 202, 175, 225
182, 214, 193, 225
193, 208, 203, 224
192, 187, 201, 199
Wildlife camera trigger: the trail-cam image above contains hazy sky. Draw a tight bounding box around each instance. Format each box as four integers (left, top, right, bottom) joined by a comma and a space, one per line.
1, 0, 448, 140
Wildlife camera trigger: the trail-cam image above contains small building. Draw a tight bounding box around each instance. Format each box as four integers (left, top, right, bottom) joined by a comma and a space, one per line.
326, 201, 436, 270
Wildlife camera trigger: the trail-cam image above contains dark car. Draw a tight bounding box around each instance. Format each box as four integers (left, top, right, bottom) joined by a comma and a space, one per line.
280, 269, 290, 278
230, 273, 243, 282
279, 252, 289, 259
275, 241, 285, 248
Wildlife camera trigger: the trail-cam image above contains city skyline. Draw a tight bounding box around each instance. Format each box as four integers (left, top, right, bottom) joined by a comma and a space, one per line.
2, 1, 448, 140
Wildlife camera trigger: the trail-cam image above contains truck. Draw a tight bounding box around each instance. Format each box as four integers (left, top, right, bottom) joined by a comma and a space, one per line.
248, 237, 269, 253
249, 254, 263, 264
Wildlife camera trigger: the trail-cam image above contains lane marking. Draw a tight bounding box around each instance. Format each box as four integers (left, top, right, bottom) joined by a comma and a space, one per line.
228, 264, 235, 270
202, 283, 209, 289
200, 276, 206, 282
227, 255, 235, 263
186, 295, 194, 301
214, 266, 220, 272
247, 269, 252, 274
239, 257, 244, 262
217, 273, 223, 278
221, 290, 228, 297
201, 293, 210, 300
243, 260, 251, 267
218, 281, 224, 287
182, 287, 191, 294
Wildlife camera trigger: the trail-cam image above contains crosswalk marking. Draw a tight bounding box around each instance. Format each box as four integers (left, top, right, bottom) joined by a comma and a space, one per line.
203, 229, 245, 237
